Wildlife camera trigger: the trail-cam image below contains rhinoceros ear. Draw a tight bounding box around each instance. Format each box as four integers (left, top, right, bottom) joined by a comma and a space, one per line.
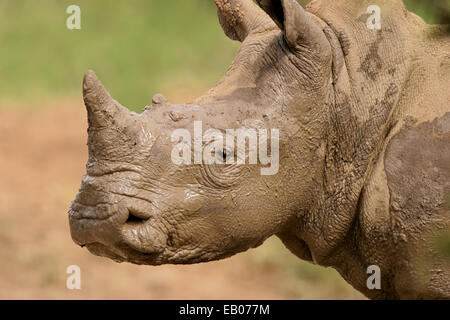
214, 0, 275, 42
256, 0, 329, 56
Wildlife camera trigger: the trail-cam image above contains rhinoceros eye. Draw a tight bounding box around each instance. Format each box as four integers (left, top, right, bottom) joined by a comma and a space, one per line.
215, 148, 233, 164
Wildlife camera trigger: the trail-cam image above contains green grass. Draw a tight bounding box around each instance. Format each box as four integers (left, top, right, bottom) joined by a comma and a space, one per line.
434, 230, 450, 258
404, 0, 450, 24
0, 0, 239, 110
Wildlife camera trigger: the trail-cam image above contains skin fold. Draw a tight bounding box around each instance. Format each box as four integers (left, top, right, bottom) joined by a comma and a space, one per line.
68, 0, 450, 299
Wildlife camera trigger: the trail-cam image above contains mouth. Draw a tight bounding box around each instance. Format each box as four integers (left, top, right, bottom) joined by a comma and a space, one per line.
125, 210, 150, 224
69, 201, 167, 264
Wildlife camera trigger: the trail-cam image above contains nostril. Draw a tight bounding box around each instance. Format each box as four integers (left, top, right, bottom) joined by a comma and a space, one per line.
125, 211, 149, 225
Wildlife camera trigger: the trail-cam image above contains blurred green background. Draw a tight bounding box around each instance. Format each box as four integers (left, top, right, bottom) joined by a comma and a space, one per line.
0, 0, 448, 111
0, 0, 239, 109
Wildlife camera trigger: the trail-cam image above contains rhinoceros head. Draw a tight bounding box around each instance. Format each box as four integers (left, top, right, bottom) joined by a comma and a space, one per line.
69, 0, 337, 265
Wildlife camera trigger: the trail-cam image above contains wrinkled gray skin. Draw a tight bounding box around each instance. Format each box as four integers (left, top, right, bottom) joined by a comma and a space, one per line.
69, 0, 450, 299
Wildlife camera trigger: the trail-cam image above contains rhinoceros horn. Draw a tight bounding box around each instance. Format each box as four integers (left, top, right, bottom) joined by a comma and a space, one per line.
82, 70, 131, 129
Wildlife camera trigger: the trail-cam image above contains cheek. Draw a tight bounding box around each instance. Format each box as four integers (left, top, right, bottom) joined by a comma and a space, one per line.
235, 205, 278, 233
161, 189, 276, 250
161, 190, 210, 219
178, 191, 204, 214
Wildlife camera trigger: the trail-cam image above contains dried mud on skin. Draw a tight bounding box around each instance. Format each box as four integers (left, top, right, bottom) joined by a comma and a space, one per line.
0, 101, 363, 299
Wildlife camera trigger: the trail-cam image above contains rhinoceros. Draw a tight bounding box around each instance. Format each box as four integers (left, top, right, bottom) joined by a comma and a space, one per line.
68, 0, 450, 299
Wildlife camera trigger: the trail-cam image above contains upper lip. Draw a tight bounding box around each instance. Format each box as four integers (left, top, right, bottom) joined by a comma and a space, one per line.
69, 201, 118, 221
69, 208, 111, 221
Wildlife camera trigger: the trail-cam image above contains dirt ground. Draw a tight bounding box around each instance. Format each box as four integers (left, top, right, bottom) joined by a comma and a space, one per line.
0, 99, 364, 299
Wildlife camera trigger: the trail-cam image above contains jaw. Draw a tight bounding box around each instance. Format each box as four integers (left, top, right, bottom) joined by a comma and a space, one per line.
80, 235, 240, 266
70, 212, 263, 266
